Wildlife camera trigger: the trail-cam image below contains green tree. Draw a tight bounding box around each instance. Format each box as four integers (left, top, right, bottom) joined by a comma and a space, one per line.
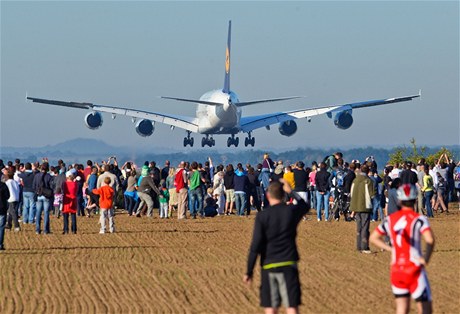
388, 146, 407, 165
388, 138, 453, 167
426, 147, 453, 166
407, 138, 427, 164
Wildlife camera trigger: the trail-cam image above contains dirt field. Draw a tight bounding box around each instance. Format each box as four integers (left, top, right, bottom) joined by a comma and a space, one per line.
0, 205, 459, 313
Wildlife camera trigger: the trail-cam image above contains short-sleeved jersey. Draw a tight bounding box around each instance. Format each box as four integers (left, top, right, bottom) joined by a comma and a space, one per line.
376, 208, 431, 270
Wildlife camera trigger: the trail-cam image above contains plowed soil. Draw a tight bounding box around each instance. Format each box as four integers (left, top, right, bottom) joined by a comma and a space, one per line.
1, 205, 459, 313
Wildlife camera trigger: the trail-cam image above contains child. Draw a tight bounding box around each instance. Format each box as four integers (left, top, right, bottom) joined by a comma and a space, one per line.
159, 180, 169, 219
53, 187, 63, 218
91, 177, 115, 234
204, 188, 218, 217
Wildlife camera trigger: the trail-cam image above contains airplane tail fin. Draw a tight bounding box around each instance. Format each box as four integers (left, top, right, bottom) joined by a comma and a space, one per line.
222, 20, 231, 94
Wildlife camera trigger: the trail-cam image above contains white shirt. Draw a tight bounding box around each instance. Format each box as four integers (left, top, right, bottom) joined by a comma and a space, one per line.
6, 179, 20, 202
389, 168, 401, 180
429, 168, 438, 186
13, 171, 21, 184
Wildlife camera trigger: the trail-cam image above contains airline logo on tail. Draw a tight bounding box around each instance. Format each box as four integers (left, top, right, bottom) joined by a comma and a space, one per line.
225, 47, 230, 74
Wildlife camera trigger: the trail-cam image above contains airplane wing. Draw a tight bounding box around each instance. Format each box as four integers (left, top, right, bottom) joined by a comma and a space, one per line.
236, 96, 303, 107
160, 96, 223, 106
239, 92, 421, 133
26, 97, 199, 133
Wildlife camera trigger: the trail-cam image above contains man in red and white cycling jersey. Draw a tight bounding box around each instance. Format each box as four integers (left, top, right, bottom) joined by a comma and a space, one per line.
370, 184, 435, 314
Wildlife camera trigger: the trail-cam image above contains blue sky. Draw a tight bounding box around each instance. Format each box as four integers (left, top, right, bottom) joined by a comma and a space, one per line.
1, 1, 459, 150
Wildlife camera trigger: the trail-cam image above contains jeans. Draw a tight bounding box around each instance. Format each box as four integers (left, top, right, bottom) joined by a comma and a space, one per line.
22, 192, 36, 224
189, 188, 203, 217
77, 194, 85, 216
424, 190, 434, 217
316, 191, 330, 221
159, 202, 168, 218
63, 213, 77, 233
125, 195, 136, 215
310, 187, 317, 210
235, 192, 247, 216
372, 195, 384, 221
0, 214, 6, 249
36, 196, 51, 234
247, 188, 261, 213
7, 202, 20, 229
356, 212, 371, 251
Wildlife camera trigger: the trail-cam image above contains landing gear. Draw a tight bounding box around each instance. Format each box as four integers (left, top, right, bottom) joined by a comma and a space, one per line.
227, 134, 239, 147
183, 131, 194, 147
201, 135, 215, 147
244, 132, 255, 147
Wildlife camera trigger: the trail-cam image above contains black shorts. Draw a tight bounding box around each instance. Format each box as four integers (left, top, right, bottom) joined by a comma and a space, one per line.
260, 264, 301, 308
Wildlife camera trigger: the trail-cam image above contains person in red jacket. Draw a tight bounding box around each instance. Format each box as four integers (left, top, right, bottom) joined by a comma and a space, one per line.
92, 177, 115, 234
62, 172, 78, 234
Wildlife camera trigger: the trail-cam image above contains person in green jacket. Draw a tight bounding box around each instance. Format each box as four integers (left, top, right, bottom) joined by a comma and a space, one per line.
350, 164, 375, 253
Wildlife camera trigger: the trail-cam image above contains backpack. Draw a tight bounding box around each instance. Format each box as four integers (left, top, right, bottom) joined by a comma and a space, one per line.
174, 169, 186, 193
437, 177, 446, 190
323, 155, 337, 169
335, 169, 347, 187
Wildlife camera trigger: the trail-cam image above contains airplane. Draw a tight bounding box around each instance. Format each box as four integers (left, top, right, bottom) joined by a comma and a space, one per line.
27, 20, 420, 148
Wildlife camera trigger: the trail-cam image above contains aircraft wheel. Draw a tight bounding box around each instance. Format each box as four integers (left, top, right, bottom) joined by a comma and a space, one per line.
251, 138, 255, 147
227, 137, 232, 147
190, 138, 194, 147
235, 137, 239, 147
201, 137, 206, 147
183, 138, 188, 147
244, 138, 249, 147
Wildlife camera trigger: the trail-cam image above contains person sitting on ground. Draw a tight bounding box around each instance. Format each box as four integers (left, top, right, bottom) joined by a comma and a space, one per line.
203, 188, 218, 217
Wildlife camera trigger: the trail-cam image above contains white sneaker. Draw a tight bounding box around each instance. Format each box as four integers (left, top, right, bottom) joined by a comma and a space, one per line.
317, 218, 321, 222
99, 230, 105, 234
361, 250, 372, 254
14, 227, 20, 232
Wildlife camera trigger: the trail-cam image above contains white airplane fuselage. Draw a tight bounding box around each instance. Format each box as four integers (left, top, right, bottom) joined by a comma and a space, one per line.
196, 89, 242, 134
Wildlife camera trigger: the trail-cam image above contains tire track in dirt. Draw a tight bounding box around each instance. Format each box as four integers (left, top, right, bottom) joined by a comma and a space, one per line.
1, 210, 458, 313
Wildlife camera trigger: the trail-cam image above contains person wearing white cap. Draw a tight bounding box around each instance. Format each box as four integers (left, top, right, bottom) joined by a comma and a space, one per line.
370, 184, 435, 314
62, 172, 78, 234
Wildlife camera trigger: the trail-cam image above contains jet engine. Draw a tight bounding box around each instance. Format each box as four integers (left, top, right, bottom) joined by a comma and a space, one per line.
84, 112, 103, 130
135, 119, 155, 137
333, 111, 353, 130
278, 120, 298, 137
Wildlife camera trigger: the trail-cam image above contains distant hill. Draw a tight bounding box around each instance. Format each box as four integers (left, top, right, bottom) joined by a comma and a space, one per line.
0, 138, 121, 163
1, 138, 459, 170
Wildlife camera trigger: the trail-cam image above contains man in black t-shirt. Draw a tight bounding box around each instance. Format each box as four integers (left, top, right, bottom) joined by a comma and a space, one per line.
244, 180, 309, 313
400, 161, 418, 185
292, 161, 309, 206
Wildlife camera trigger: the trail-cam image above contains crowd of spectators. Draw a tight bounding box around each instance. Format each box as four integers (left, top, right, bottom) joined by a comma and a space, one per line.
0, 153, 459, 251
